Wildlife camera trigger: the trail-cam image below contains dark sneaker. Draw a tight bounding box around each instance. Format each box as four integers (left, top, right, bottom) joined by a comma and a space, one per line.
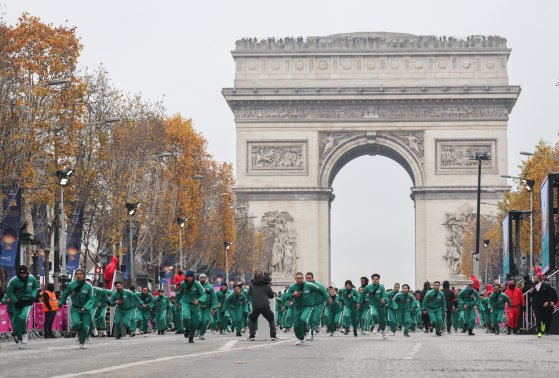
247, 336, 256, 341
188, 337, 194, 344
236, 332, 242, 337
353, 329, 358, 337
404, 333, 410, 337
468, 330, 475, 336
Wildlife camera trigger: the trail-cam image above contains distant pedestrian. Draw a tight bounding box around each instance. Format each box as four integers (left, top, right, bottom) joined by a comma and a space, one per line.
104, 256, 118, 289
504, 280, 524, 334
529, 274, 554, 337
41, 283, 58, 338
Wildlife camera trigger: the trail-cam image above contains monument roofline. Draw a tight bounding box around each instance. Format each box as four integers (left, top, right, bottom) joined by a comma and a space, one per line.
233, 32, 509, 54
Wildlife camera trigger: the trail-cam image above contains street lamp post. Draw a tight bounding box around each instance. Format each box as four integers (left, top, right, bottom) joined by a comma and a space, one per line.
483, 239, 490, 284
56, 169, 74, 286
470, 152, 491, 276
224, 241, 231, 286
125, 202, 141, 287
177, 217, 188, 269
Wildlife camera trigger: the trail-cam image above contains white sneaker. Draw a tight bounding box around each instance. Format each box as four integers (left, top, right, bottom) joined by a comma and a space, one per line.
92, 328, 99, 337
144, 333, 148, 337
22, 334, 28, 345
295, 339, 305, 345
304, 331, 312, 341
18, 342, 26, 349
135, 329, 141, 335
373, 324, 379, 334
381, 330, 387, 340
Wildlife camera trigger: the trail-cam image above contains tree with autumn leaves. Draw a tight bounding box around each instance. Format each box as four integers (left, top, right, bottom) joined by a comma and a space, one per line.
0, 14, 263, 287
460, 140, 559, 280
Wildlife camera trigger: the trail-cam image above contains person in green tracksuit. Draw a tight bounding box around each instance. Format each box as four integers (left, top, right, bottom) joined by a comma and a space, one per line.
223, 283, 248, 337
305, 272, 327, 338
285, 272, 329, 345
275, 292, 284, 329
487, 283, 512, 335
151, 289, 170, 334
6, 265, 39, 348
325, 287, 343, 335
451, 289, 464, 332
458, 280, 483, 336
281, 290, 294, 332
358, 273, 389, 339
167, 296, 175, 330
409, 295, 420, 332
175, 269, 207, 343
90, 283, 110, 337
422, 281, 446, 336
480, 291, 492, 332
215, 283, 230, 334
1, 294, 15, 341
58, 268, 95, 348
135, 286, 153, 335
339, 280, 359, 337
127, 285, 140, 336
393, 284, 415, 337
109, 281, 137, 339
197, 274, 217, 340
358, 277, 372, 334
242, 285, 251, 331
387, 283, 401, 335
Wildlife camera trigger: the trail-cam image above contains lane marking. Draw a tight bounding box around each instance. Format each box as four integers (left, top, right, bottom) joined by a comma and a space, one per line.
404, 342, 422, 360
219, 340, 238, 351
49, 339, 293, 378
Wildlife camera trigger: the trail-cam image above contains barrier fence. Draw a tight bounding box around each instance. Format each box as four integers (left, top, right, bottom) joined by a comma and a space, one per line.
0, 304, 68, 340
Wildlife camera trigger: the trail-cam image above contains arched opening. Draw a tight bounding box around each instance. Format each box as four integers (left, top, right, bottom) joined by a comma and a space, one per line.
330, 154, 415, 289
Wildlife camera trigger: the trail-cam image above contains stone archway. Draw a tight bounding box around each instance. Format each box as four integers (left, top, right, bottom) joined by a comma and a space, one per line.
224, 32, 520, 286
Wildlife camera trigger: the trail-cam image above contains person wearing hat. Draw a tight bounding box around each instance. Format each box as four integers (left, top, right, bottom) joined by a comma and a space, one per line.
487, 283, 512, 335
175, 269, 207, 343
151, 289, 170, 335
458, 280, 483, 336
58, 268, 95, 348
215, 282, 230, 334
197, 274, 217, 340
6, 265, 40, 348
109, 281, 137, 339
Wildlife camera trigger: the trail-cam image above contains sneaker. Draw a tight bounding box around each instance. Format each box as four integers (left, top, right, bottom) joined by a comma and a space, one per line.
295, 339, 305, 345
116, 335, 122, 339
353, 329, 358, 337
381, 331, 387, 340
468, 330, 475, 336
92, 328, 99, 337
236, 332, 242, 337
538, 333, 542, 337
404, 333, 410, 337
304, 331, 312, 341
270, 337, 279, 341
22, 334, 28, 345
144, 333, 148, 337
79, 343, 86, 349
184, 330, 190, 338
188, 337, 194, 344
18, 342, 26, 349
344, 328, 350, 335
247, 336, 255, 341
283, 328, 289, 333
135, 329, 140, 335
330, 332, 334, 336
372, 324, 379, 334
199, 336, 205, 340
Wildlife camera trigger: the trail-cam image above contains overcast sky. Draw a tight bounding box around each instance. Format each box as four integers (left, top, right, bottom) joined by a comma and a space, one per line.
4, 0, 559, 288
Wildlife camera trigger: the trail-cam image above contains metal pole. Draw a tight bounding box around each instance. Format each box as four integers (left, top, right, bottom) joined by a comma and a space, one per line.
53, 201, 60, 292
60, 185, 67, 277
225, 246, 229, 287
474, 158, 482, 278
530, 190, 533, 276
485, 245, 489, 284
179, 226, 183, 270
129, 216, 134, 287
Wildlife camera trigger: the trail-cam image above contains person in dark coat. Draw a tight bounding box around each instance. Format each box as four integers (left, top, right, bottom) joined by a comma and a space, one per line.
419, 281, 432, 332
442, 280, 456, 333
542, 278, 558, 335
247, 271, 278, 341
529, 274, 554, 337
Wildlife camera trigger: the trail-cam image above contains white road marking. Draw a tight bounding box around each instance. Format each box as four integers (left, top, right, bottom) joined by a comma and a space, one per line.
404, 342, 422, 360
219, 340, 238, 351
49, 339, 293, 378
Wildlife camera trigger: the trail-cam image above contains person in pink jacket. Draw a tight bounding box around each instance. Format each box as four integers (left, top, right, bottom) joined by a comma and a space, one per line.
104, 256, 119, 289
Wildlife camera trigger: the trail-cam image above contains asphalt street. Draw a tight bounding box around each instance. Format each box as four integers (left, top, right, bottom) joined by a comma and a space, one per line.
1, 330, 557, 378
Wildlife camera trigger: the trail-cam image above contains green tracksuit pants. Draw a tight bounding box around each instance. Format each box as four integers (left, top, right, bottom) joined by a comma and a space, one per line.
93, 305, 108, 330
342, 306, 358, 330
155, 310, 167, 332
69, 306, 92, 343
388, 308, 399, 332
138, 309, 150, 333
452, 310, 464, 331
396, 309, 411, 334
369, 304, 387, 331
463, 307, 476, 331
293, 306, 313, 340
12, 305, 32, 342
114, 308, 132, 337
129, 309, 138, 332
360, 306, 372, 331
199, 307, 212, 336
326, 309, 342, 333
310, 303, 325, 331
181, 303, 201, 338
283, 307, 294, 329
228, 308, 243, 333
482, 310, 491, 330
491, 309, 504, 333
427, 309, 443, 333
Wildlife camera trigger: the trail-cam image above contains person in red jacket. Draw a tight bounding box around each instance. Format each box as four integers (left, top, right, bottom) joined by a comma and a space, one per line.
172, 269, 185, 291
470, 274, 480, 291
504, 279, 525, 334
104, 256, 119, 289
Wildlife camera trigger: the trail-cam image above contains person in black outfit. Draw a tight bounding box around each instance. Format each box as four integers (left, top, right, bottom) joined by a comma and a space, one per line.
542, 278, 558, 335
42, 283, 58, 338
419, 281, 432, 332
529, 275, 554, 336
442, 280, 456, 333
247, 271, 278, 341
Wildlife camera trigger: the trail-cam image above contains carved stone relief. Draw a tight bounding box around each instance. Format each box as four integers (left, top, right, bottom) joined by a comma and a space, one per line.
437, 140, 495, 172
248, 141, 307, 175
261, 210, 298, 274
442, 204, 473, 275
233, 103, 510, 122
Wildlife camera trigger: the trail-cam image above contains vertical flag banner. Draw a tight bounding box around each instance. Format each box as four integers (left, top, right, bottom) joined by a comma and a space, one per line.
1, 183, 22, 271
66, 205, 84, 275
32, 204, 50, 276
123, 220, 140, 279
502, 213, 510, 276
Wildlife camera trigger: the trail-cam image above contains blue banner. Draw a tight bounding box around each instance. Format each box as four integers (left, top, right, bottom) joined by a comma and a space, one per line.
32, 204, 50, 276
541, 177, 551, 273
0, 183, 22, 270
66, 205, 84, 275
502, 213, 510, 276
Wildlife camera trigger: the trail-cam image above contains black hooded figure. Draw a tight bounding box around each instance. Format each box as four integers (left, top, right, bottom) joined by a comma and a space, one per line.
420, 281, 432, 332
442, 280, 456, 333
247, 271, 277, 340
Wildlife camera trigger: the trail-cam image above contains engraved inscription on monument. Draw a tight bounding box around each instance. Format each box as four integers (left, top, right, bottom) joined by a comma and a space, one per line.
248, 141, 307, 175
437, 139, 496, 173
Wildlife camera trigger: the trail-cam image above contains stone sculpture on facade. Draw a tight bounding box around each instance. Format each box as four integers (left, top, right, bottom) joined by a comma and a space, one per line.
394, 133, 425, 163
319, 132, 354, 161
261, 210, 297, 273
442, 204, 473, 275
250, 144, 304, 170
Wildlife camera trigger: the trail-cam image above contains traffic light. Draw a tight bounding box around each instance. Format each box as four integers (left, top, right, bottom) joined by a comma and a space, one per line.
94, 264, 102, 274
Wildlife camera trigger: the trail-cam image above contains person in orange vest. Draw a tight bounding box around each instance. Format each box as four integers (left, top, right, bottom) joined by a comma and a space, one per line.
42, 283, 59, 338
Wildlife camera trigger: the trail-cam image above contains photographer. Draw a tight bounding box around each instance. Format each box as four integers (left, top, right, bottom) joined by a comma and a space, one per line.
247, 271, 278, 341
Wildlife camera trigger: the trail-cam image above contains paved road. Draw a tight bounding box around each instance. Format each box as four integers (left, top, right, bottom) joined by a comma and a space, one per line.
1, 330, 557, 377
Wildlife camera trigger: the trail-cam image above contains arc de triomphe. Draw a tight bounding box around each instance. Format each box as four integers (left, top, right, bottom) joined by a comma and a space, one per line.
223, 33, 520, 285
